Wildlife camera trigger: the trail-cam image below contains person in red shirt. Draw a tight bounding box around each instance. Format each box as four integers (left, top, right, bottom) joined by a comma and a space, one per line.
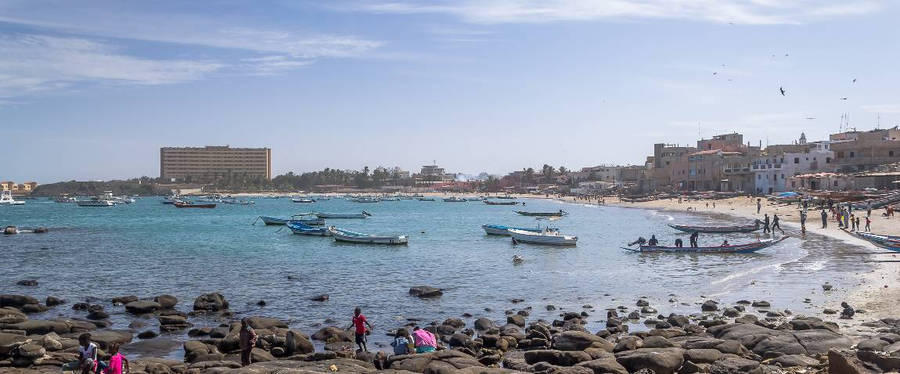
348, 307, 373, 352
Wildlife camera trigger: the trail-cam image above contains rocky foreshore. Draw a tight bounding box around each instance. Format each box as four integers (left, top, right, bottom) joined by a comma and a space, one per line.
1, 292, 899, 374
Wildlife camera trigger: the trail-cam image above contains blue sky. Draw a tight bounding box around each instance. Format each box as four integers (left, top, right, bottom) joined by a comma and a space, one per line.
1, 0, 897, 183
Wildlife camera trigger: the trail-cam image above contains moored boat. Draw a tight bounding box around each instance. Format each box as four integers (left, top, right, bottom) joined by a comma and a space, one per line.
515, 210, 567, 217
668, 221, 761, 234
0, 191, 25, 205
292, 198, 316, 203
509, 228, 577, 246
417, 197, 435, 201
626, 236, 788, 253
287, 221, 332, 236
316, 211, 371, 219
328, 227, 408, 245
350, 197, 380, 203
482, 224, 547, 236
484, 200, 518, 205
443, 197, 467, 202
174, 201, 216, 209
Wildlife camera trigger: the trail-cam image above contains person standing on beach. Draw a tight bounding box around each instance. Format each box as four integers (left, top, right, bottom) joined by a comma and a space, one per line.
239, 318, 258, 367
800, 210, 807, 234
763, 214, 770, 233
856, 217, 861, 232
850, 213, 856, 231
865, 216, 871, 231
757, 199, 761, 214
772, 214, 784, 234
349, 307, 373, 352
821, 209, 828, 229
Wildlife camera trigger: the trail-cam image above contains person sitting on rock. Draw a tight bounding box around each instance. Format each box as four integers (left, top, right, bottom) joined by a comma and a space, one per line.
390, 328, 414, 355
412, 327, 438, 353
102, 343, 129, 374
62, 333, 107, 374
239, 318, 258, 367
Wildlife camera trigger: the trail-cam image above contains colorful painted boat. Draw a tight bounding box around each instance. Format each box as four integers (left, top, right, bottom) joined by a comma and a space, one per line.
484, 200, 518, 205
846, 230, 900, 251
287, 221, 331, 236
668, 221, 761, 233
626, 236, 788, 253
328, 227, 408, 245
515, 210, 567, 217
316, 211, 371, 219
509, 228, 577, 246
482, 224, 547, 236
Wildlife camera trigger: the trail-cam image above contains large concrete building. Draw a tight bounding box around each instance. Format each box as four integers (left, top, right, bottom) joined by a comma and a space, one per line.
159, 146, 271, 183
752, 137, 834, 194
829, 127, 900, 172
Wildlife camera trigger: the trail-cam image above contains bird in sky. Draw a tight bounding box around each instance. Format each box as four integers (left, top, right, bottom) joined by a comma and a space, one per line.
779, 87, 786, 96
852, 78, 857, 83
840, 97, 848, 100
713, 72, 717, 75
805, 117, 816, 120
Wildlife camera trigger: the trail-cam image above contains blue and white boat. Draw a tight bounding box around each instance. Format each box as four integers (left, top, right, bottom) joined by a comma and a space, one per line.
258, 215, 325, 226
481, 224, 547, 236
328, 227, 408, 245
287, 221, 331, 236
510, 228, 577, 246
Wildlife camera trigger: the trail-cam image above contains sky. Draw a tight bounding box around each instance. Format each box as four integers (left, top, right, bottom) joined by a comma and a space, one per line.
1, 0, 899, 183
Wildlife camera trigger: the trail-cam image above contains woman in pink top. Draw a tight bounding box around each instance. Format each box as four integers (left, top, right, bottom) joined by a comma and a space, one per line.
412, 327, 437, 353
103, 343, 129, 374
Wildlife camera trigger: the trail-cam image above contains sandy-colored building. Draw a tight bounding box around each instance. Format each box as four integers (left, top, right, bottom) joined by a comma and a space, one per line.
160, 146, 271, 183
829, 127, 900, 172
0, 181, 16, 192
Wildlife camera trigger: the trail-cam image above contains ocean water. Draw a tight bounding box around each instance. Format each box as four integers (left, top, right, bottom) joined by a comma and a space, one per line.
0, 197, 877, 356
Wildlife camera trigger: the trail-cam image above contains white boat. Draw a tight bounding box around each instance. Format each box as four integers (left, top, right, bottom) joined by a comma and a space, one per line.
54, 194, 77, 203
482, 224, 550, 236
0, 191, 25, 205
316, 211, 371, 219
350, 197, 380, 203
443, 197, 467, 202
292, 197, 316, 203
328, 226, 408, 245
509, 228, 577, 246
77, 199, 115, 207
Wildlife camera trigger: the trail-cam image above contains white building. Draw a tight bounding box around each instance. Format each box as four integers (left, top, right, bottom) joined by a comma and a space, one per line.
753, 137, 834, 193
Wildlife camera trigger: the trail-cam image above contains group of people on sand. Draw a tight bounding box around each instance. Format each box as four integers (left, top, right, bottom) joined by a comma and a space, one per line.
61, 333, 129, 374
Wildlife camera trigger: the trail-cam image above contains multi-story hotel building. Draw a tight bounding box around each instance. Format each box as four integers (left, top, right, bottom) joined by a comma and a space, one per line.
160, 146, 271, 183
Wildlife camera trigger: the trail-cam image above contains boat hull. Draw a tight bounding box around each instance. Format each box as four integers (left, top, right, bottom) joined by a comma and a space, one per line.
329, 227, 408, 245
509, 229, 577, 246
174, 202, 216, 208
629, 236, 788, 253
482, 225, 544, 236
847, 231, 900, 252
316, 212, 370, 219
668, 222, 760, 233
515, 210, 567, 217
287, 222, 331, 236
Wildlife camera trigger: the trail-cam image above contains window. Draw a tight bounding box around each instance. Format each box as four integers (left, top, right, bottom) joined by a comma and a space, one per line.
850, 151, 855, 157
794, 157, 799, 164
891, 151, 895, 157
826, 157, 831, 163
837, 151, 844, 158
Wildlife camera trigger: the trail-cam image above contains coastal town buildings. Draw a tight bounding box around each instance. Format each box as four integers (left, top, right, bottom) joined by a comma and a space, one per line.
0, 181, 38, 194
159, 146, 272, 183
648, 133, 759, 192
752, 136, 834, 193
829, 127, 900, 172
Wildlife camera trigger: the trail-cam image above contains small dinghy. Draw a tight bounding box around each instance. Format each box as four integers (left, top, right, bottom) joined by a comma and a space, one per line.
668, 221, 760, 233
625, 236, 788, 254
515, 210, 567, 217
482, 224, 548, 236
509, 228, 577, 246
484, 200, 518, 205
258, 215, 325, 226
443, 197, 467, 202
291, 198, 316, 203
328, 227, 408, 245
287, 221, 331, 236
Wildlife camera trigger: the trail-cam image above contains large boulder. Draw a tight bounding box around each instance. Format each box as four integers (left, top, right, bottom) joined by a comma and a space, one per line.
389, 350, 483, 372
577, 356, 629, 374
474, 317, 495, 330
0, 295, 39, 308
125, 300, 161, 315
82, 330, 133, 349
409, 286, 443, 298
193, 292, 228, 311
614, 348, 685, 374
246, 316, 288, 330
4, 320, 73, 335
555, 331, 612, 351
153, 294, 178, 309
524, 349, 593, 366
112, 295, 139, 305
285, 329, 314, 355
710, 355, 759, 373
0, 307, 27, 324
311, 326, 352, 343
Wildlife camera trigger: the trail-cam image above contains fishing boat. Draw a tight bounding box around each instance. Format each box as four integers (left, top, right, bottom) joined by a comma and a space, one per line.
380, 196, 401, 201
174, 201, 216, 209
484, 200, 518, 206
509, 228, 577, 246
162, 194, 180, 204
292, 198, 316, 203
625, 236, 788, 253
54, 194, 77, 203
443, 197, 467, 202
846, 231, 900, 251
351, 197, 380, 203
257, 215, 325, 226
76, 195, 115, 207
221, 198, 254, 205
418, 197, 436, 201
287, 221, 332, 236
495, 195, 516, 199
482, 224, 549, 236
515, 210, 567, 217
316, 211, 372, 219
0, 191, 25, 205
328, 226, 408, 245
668, 221, 761, 234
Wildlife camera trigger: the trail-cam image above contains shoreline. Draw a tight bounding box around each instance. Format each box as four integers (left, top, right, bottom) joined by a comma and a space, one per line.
586, 195, 900, 336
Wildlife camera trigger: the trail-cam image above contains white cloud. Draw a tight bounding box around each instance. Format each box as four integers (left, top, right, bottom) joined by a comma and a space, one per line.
355, 0, 881, 25
0, 34, 222, 98
861, 104, 900, 114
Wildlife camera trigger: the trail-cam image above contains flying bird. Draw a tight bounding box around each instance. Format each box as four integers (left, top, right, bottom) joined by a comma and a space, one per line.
840, 97, 848, 100
805, 117, 816, 120
852, 78, 857, 83
713, 72, 717, 75
779, 87, 786, 96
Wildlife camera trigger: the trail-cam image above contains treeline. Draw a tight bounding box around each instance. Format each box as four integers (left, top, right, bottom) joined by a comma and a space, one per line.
31, 178, 167, 197
209, 167, 417, 191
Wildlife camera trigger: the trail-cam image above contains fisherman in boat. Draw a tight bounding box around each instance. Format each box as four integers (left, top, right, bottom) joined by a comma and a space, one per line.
689, 231, 699, 248
674, 238, 683, 248
647, 235, 659, 246
721, 239, 730, 247
628, 237, 647, 246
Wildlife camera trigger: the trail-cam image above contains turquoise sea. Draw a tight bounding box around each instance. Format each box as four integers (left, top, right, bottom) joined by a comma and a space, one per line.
0, 196, 874, 356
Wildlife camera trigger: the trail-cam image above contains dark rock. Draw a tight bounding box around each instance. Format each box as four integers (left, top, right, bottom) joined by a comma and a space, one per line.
125, 300, 161, 314
555, 331, 612, 352
577, 356, 629, 374
615, 348, 685, 374
409, 286, 443, 298
684, 349, 723, 364
507, 315, 526, 327
45, 296, 64, 307
443, 318, 466, 329
16, 280, 38, 287
828, 349, 878, 374
771, 354, 819, 367
613, 336, 643, 352
72, 302, 89, 311
137, 330, 158, 339
642, 336, 676, 348
722, 308, 740, 318
709, 355, 759, 373
87, 306, 109, 320
475, 317, 495, 330
285, 329, 314, 355
193, 292, 228, 311
310, 294, 329, 302
311, 326, 352, 343
751, 301, 770, 308
20, 303, 48, 313
153, 294, 178, 309
547, 305, 557, 311
525, 349, 593, 366
701, 300, 718, 312
112, 295, 138, 305
0, 294, 39, 308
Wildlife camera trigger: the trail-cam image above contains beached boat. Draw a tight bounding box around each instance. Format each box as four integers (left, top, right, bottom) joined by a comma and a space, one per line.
482, 224, 548, 236
418, 197, 436, 201
495, 195, 516, 199
515, 210, 567, 217
174, 201, 216, 209
443, 197, 467, 202
846, 231, 900, 251
292, 198, 316, 203
328, 227, 408, 245
316, 211, 371, 219
484, 200, 518, 206
668, 221, 761, 234
287, 221, 332, 236
509, 229, 577, 246
0, 191, 25, 205
626, 236, 788, 253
